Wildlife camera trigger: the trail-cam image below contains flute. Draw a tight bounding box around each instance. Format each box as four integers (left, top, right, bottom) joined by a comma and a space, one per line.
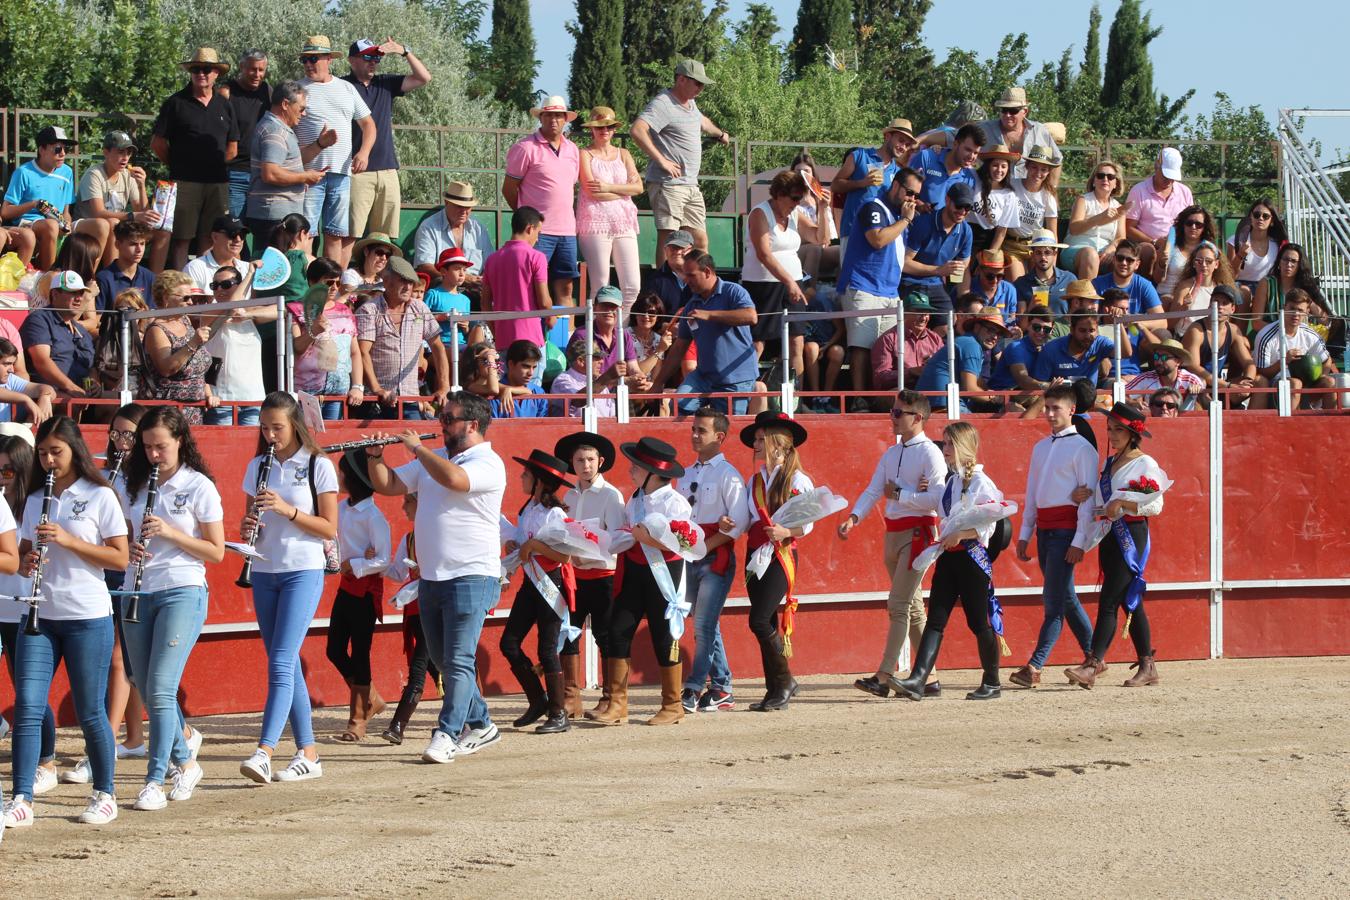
124, 463, 160, 624
22, 471, 57, 635
236, 443, 275, 589
320, 434, 437, 454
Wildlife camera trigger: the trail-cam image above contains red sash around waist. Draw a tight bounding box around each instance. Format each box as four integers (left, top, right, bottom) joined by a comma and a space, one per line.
340, 572, 386, 623
885, 515, 940, 568
574, 566, 616, 581
1037, 505, 1079, 530
699, 522, 732, 576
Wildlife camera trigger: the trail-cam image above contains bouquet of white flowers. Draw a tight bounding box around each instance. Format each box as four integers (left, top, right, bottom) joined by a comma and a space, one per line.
746, 486, 849, 579
639, 512, 707, 562
534, 516, 613, 565
912, 499, 1020, 572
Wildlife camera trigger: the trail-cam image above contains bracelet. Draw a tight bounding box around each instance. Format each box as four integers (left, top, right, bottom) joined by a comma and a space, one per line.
289, 508, 299, 521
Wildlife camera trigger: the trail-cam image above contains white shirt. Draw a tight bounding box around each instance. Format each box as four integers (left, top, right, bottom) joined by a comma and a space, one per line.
512, 501, 568, 547
241, 448, 338, 574
679, 453, 750, 537
851, 435, 948, 522
0, 501, 23, 623
1253, 321, 1329, 370
1010, 177, 1059, 238
939, 466, 1004, 546
970, 185, 1019, 232
183, 250, 255, 294
386, 532, 415, 583
338, 496, 391, 578
20, 478, 126, 620
1094, 454, 1167, 518
127, 466, 223, 593
611, 483, 694, 554
564, 474, 626, 571
1019, 427, 1099, 548
745, 465, 816, 536
206, 318, 265, 402
295, 77, 372, 174
394, 441, 506, 581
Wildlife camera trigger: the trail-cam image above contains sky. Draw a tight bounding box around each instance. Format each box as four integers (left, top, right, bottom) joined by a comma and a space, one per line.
485, 0, 1350, 158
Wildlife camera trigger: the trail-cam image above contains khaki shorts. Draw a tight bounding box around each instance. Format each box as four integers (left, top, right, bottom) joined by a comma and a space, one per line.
172, 180, 229, 245
647, 181, 707, 232
841, 287, 899, 350
350, 169, 402, 237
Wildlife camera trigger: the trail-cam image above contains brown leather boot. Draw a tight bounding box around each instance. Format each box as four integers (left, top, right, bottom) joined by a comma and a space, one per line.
560, 654, 583, 719
647, 663, 685, 725
367, 684, 387, 719
584, 655, 611, 720
1064, 656, 1103, 690
1122, 653, 1159, 687
591, 658, 629, 725
348, 686, 374, 740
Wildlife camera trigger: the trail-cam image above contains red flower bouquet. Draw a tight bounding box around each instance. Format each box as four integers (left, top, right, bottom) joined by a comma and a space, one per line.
669, 520, 699, 553
1126, 476, 1161, 494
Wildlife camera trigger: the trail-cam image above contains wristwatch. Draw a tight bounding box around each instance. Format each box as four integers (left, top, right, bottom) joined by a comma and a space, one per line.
401, 45, 413, 57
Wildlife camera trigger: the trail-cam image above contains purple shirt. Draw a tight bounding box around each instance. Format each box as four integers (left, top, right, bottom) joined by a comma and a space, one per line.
483, 239, 548, 348
569, 326, 639, 372
504, 131, 580, 236
1126, 177, 1195, 241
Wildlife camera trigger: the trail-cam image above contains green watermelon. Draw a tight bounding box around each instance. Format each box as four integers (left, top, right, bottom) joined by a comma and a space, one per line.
1291, 354, 1323, 384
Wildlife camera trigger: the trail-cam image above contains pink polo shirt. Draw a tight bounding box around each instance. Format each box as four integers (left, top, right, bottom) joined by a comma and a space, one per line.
482, 239, 548, 348
504, 131, 580, 236
1125, 177, 1194, 241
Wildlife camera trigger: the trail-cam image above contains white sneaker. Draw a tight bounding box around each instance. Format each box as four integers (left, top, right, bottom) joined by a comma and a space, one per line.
116, 742, 148, 760
169, 762, 204, 801
32, 765, 58, 796
2, 795, 33, 828
272, 754, 323, 782
61, 757, 92, 785
133, 783, 167, 811
185, 726, 203, 760
421, 729, 458, 764
78, 791, 118, 825
0, 715, 9, 740
239, 749, 272, 785
455, 721, 500, 756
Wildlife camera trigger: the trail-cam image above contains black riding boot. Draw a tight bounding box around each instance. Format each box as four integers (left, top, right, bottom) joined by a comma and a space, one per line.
381, 686, 423, 745
966, 629, 1003, 700
510, 664, 549, 728
890, 629, 943, 701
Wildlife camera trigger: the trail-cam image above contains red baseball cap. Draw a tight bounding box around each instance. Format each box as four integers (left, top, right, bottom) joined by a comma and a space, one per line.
436, 247, 472, 269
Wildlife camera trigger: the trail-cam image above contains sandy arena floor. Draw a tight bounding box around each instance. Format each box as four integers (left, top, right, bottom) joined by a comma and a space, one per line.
3, 656, 1348, 898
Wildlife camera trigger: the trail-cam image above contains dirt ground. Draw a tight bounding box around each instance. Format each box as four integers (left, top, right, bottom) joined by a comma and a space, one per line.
3, 656, 1348, 898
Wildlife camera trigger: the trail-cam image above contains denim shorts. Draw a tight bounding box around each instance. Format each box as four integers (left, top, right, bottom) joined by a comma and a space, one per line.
303, 172, 352, 237
534, 233, 580, 280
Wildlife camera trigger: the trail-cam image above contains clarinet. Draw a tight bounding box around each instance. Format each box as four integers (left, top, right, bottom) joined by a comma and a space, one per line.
106, 450, 127, 489
124, 463, 160, 624
23, 471, 57, 636
236, 443, 276, 589
320, 434, 436, 454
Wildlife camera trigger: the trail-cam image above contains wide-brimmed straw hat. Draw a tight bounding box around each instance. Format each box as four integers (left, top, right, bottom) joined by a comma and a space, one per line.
1028, 228, 1068, 250
442, 181, 479, 208
979, 143, 1020, 163
882, 118, 915, 138
739, 410, 807, 449
961, 311, 1013, 337
554, 431, 616, 474
181, 47, 230, 73
993, 87, 1029, 110
580, 106, 623, 128
621, 437, 685, 479
1062, 279, 1102, 302
299, 36, 342, 59
1023, 145, 1062, 168
529, 95, 579, 122
1151, 338, 1193, 367
352, 232, 403, 260
512, 449, 574, 488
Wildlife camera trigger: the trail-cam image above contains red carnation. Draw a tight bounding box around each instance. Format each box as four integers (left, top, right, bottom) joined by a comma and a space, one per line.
1127, 476, 1160, 494
670, 520, 698, 552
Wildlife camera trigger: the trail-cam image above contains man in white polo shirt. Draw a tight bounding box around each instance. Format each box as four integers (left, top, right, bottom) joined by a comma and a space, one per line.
364, 391, 506, 764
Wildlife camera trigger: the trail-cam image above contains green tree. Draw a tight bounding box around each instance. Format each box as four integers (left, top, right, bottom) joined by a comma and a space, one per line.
1099, 0, 1190, 137
852, 0, 935, 126
567, 0, 625, 115
485, 0, 538, 111
1184, 93, 1279, 215
928, 33, 1031, 133
622, 0, 727, 120
735, 2, 781, 51
790, 0, 852, 74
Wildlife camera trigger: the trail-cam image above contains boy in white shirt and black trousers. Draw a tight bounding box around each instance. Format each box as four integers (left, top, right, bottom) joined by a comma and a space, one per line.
1010, 383, 1098, 688
554, 432, 625, 721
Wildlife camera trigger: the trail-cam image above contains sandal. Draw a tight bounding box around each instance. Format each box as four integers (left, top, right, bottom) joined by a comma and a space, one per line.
335, 730, 361, 743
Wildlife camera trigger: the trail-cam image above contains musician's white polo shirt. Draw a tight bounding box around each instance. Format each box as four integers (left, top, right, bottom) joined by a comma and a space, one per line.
20, 479, 125, 619
128, 466, 223, 593
241, 448, 338, 575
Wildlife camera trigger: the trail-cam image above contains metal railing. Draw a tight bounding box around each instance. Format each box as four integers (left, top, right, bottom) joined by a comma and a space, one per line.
1278, 109, 1350, 316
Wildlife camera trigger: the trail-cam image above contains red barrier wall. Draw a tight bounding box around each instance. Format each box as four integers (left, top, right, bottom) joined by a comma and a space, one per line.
3, 412, 1346, 723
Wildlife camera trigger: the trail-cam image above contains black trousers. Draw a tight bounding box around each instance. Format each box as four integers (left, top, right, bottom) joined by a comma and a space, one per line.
499, 575, 564, 675
403, 612, 439, 695
746, 552, 794, 641
1092, 520, 1153, 659
562, 575, 613, 657
926, 550, 994, 637
608, 559, 683, 667
326, 588, 377, 685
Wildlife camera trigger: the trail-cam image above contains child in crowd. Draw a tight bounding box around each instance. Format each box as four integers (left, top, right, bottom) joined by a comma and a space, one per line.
801, 284, 845, 412
290, 258, 365, 420
0, 338, 55, 424
423, 247, 477, 349
489, 340, 548, 418
380, 492, 441, 746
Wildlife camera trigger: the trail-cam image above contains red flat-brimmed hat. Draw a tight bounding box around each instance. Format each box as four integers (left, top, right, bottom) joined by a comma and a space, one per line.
512, 449, 574, 487
739, 410, 808, 448
620, 437, 685, 479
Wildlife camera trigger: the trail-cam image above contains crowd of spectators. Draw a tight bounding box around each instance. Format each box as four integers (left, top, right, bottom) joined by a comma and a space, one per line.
1, 43, 1343, 424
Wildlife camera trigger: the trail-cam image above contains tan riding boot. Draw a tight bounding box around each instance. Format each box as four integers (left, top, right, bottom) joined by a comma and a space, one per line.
584, 655, 612, 720
647, 663, 685, 726
1122, 653, 1159, 687
367, 684, 387, 720
561, 655, 583, 719
1065, 655, 1103, 690
592, 658, 629, 726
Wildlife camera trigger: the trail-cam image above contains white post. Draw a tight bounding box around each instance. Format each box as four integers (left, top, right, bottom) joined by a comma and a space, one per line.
1208, 302, 1224, 659
1277, 317, 1292, 416
584, 302, 595, 423
119, 315, 133, 406
275, 295, 288, 395
894, 299, 905, 392
615, 310, 630, 424
1112, 323, 1125, 404
449, 312, 461, 392
780, 307, 794, 415
945, 309, 960, 418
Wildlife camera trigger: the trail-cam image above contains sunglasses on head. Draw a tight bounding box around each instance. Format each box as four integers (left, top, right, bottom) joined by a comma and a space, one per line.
211, 276, 242, 291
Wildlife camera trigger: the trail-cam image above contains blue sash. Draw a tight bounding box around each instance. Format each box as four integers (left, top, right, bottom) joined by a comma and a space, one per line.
944, 475, 1010, 655
1101, 455, 1150, 636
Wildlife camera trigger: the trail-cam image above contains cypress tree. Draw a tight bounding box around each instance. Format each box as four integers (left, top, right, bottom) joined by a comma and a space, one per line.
791, 0, 853, 74
568, 0, 625, 116
1100, 0, 1190, 136
486, 0, 538, 111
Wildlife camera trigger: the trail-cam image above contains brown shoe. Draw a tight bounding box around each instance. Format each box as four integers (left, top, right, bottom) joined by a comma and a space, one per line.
1064, 656, 1103, 690
1122, 653, 1159, 687
591, 658, 629, 725
1009, 665, 1040, 688
560, 654, 583, 719
647, 664, 685, 726
584, 655, 612, 720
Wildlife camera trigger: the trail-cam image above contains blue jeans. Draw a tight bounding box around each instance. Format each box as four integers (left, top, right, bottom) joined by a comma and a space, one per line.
227, 168, 251, 219
683, 553, 736, 693
418, 575, 501, 738
320, 400, 343, 420
676, 369, 753, 416
533, 233, 580, 280
252, 569, 324, 750
121, 585, 207, 783
12, 616, 116, 797
1027, 528, 1095, 669
203, 406, 261, 426
303, 172, 352, 237
0, 621, 57, 765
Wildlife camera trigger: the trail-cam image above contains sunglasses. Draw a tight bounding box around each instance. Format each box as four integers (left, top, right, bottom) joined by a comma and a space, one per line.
952, 204, 973, 212
1151, 353, 1175, 363
1150, 401, 1178, 410
1183, 220, 1206, 228
1000, 108, 1025, 115
1094, 172, 1118, 181
980, 270, 1003, 279
1030, 323, 1053, 334
189, 66, 215, 75
210, 276, 242, 291
370, 247, 392, 257
890, 408, 920, 419
222, 231, 246, 240
358, 54, 383, 62
1250, 211, 1272, 221
0, 466, 14, 479
299, 56, 325, 65
902, 187, 920, 197
1115, 256, 1138, 264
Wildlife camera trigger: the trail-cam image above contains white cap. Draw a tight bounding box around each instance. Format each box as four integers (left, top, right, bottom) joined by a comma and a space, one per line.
340, 269, 362, 289
0, 422, 35, 446
50, 270, 86, 293
1159, 147, 1183, 181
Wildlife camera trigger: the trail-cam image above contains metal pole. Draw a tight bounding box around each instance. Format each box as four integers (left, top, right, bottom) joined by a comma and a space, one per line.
615, 307, 630, 424
275, 294, 287, 395
780, 307, 793, 415
1112, 323, 1125, 404
119, 314, 132, 405
583, 303, 597, 432
945, 309, 960, 418
449, 312, 461, 392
